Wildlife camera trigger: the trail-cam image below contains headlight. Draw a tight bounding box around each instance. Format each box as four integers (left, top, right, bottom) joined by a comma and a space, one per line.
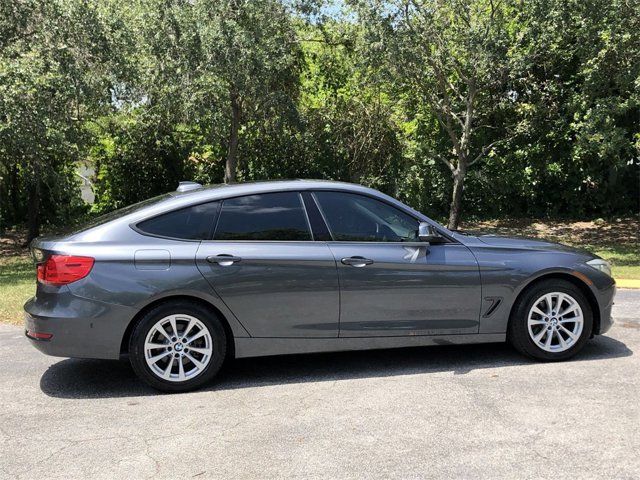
586, 258, 612, 278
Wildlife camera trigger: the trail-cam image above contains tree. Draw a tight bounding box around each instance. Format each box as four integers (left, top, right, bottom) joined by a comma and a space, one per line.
196, 0, 303, 183
304, 21, 404, 187
135, 0, 303, 184
0, 0, 125, 240
2, 0, 638, 233
505, 0, 640, 216
351, 0, 515, 228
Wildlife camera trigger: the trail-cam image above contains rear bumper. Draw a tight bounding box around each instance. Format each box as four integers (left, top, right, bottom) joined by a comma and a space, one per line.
24, 292, 136, 360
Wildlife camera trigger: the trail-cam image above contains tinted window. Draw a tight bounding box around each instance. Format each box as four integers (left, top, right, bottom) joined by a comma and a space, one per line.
137, 202, 219, 240
314, 191, 419, 242
68, 194, 171, 235
214, 192, 311, 241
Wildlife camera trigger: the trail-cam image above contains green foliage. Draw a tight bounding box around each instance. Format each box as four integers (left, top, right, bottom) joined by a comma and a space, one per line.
87, 113, 203, 213
0, 0, 130, 237
0, 0, 638, 234
507, 0, 640, 217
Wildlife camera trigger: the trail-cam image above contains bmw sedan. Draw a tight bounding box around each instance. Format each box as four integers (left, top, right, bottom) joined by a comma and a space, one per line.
25, 180, 616, 392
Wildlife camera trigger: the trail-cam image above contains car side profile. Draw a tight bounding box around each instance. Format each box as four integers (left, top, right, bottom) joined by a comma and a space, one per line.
24, 180, 616, 392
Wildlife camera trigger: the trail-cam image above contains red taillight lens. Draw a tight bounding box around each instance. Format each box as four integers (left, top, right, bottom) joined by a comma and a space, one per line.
37, 255, 95, 286
26, 330, 53, 340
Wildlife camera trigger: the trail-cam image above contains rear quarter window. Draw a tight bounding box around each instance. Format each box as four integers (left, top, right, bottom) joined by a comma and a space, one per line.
136, 202, 220, 240
63, 194, 172, 236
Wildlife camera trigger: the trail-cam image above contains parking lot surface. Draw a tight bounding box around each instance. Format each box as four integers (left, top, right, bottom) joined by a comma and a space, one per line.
0, 290, 638, 479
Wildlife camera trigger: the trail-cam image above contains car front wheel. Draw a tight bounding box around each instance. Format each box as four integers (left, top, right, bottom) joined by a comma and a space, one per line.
509, 279, 593, 361
129, 301, 227, 392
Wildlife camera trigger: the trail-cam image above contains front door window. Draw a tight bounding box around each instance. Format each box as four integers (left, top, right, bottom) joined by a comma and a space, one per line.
314, 191, 419, 242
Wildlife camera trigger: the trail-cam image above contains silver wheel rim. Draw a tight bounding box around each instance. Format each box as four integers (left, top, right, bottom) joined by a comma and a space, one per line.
527, 292, 584, 353
144, 314, 213, 382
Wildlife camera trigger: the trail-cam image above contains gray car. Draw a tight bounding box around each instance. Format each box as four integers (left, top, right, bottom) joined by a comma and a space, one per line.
24, 180, 616, 392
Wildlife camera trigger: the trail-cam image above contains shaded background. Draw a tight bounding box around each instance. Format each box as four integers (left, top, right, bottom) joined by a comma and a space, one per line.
0, 0, 638, 240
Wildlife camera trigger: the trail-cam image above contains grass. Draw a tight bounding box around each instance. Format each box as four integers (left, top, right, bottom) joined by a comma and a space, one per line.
0, 254, 34, 325
0, 217, 637, 325
589, 247, 639, 279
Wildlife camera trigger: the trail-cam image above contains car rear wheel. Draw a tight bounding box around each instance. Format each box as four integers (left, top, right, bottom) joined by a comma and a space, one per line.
129, 301, 226, 392
509, 279, 593, 361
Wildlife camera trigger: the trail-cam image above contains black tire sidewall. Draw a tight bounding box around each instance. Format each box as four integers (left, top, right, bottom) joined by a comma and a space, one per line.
129, 301, 227, 392
509, 280, 593, 361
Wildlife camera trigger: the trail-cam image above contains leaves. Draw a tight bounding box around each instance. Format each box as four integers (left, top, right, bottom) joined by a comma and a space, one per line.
0, 0, 638, 234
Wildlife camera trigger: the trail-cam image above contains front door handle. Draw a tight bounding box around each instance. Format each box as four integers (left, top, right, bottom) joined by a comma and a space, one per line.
341, 256, 374, 267
206, 254, 242, 266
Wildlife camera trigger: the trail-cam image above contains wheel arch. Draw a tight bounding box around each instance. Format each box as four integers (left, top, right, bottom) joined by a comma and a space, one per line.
119, 295, 236, 359
508, 272, 601, 336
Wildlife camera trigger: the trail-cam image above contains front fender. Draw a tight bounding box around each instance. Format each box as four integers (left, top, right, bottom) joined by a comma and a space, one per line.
471, 247, 612, 334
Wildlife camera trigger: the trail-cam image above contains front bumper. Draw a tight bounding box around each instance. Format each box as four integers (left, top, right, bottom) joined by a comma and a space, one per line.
24, 290, 137, 360
596, 283, 616, 335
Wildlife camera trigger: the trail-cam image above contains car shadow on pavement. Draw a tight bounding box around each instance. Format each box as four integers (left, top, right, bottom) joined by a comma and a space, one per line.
40, 335, 632, 399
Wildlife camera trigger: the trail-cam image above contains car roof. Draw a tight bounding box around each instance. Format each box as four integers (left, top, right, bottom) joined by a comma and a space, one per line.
170, 179, 357, 198
64, 179, 452, 242
157, 179, 425, 220
165, 179, 414, 212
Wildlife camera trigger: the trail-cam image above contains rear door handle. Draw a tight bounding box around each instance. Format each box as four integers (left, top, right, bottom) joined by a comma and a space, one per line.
206, 254, 242, 266
341, 256, 374, 267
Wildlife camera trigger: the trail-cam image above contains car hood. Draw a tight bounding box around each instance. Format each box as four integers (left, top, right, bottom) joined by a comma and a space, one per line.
458, 233, 595, 256
476, 234, 569, 249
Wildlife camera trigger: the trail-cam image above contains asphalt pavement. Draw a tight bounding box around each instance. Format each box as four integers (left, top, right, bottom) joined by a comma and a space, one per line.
0, 290, 638, 479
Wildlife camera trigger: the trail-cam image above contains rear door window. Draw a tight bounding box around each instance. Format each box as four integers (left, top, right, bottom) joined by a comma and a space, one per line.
214, 192, 311, 241
136, 202, 219, 240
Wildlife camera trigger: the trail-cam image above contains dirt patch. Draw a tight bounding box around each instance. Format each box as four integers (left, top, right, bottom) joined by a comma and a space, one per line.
0, 230, 28, 257
460, 217, 639, 250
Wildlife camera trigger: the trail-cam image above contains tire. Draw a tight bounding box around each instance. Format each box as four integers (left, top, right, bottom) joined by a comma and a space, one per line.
129, 301, 227, 392
508, 279, 593, 361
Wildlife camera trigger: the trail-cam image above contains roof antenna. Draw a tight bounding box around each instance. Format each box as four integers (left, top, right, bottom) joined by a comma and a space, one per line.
176, 181, 203, 193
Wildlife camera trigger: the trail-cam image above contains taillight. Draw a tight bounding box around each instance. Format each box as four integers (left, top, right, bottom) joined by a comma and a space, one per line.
37, 255, 95, 286
26, 330, 53, 340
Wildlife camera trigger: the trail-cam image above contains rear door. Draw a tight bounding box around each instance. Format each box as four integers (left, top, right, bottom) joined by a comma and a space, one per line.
312, 191, 482, 337
196, 191, 339, 338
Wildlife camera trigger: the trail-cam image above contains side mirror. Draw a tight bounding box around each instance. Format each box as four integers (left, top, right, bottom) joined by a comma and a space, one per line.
418, 222, 443, 243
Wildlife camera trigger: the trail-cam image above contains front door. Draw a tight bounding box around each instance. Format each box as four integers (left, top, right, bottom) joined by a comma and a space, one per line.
312, 191, 481, 337
196, 192, 339, 338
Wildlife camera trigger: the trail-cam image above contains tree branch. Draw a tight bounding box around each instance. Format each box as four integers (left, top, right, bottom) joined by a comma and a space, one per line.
468, 137, 509, 166
460, 79, 476, 153
429, 96, 464, 164
434, 154, 456, 173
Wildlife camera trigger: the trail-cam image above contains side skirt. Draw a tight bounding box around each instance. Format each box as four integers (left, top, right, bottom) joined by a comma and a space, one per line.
234, 333, 506, 359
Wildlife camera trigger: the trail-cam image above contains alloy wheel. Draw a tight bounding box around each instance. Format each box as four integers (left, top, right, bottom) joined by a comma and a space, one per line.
144, 314, 213, 382
527, 292, 584, 353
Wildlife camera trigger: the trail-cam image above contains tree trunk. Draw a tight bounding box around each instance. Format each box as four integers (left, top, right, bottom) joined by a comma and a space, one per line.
224, 91, 241, 184
447, 166, 466, 230
26, 179, 40, 244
